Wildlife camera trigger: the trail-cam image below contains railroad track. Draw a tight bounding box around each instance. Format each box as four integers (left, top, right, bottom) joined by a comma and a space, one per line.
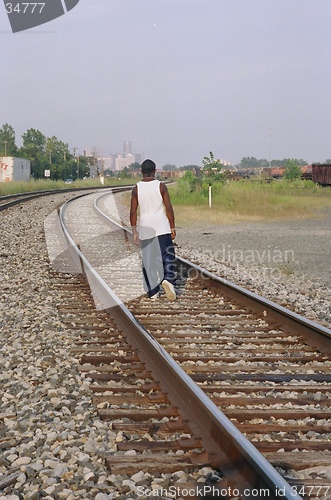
1, 188, 329, 499
0, 191, 57, 211
45, 190, 330, 500
0, 185, 132, 212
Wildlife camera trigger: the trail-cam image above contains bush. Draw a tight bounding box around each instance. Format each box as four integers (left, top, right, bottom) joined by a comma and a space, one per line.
174, 171, 202, 195
283, 160, 302, 181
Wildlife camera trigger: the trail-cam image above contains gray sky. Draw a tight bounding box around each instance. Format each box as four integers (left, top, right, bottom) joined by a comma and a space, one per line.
1, 0, 331, 167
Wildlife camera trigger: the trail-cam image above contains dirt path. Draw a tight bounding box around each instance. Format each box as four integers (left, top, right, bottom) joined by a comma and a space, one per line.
175, 209, 331, 287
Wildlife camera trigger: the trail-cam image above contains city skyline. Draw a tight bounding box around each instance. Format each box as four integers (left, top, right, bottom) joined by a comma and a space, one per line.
1, 1, 331, 167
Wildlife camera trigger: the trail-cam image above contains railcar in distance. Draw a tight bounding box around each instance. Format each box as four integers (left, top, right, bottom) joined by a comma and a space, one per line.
312, 163, 331, 185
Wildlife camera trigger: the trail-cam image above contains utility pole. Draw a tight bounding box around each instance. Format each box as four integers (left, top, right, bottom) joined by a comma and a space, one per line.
72, 147, 79, 179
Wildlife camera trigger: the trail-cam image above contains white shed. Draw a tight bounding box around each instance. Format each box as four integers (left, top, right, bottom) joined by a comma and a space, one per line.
0, 157, 31, 182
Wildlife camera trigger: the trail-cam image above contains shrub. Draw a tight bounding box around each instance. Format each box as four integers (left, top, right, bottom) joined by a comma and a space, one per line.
283, 159, 302, 181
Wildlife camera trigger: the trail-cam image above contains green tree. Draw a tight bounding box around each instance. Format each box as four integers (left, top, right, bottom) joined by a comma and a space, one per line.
178, 164, 200, 171
274, 158, 308, 168
104, 169, 115, 177
46, 136, 66, 162
45, 136, 70, 179
128, 162, 141, 171
162, 164, 177, 171
118, 167, 133, 179
202, 151, 226, 182
22, 128, 46, 153
76, 155, 90, 179
202, 151, 223, 170
20, 128, 47, 178
65, 154, 91, 181
0, 123, 17, 156
237, 157, 260, 170
270, 159, 284, 167
283, 159, 302, 180
20, 129, 72, 179
176, 170, 202, 194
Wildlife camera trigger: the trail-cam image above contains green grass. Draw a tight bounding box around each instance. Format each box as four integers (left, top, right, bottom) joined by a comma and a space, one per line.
169, 179, 331, 225
0, 178, 134, 196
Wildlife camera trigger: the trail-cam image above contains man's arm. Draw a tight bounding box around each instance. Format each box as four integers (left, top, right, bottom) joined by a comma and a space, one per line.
160, 183, 176, 240
130, 185, 140, 244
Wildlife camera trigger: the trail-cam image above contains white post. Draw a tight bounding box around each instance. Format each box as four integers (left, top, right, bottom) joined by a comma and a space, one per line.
208, 184, 212, 208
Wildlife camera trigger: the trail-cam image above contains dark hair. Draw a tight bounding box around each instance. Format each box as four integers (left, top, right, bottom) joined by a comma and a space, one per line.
141, 159, 156, 174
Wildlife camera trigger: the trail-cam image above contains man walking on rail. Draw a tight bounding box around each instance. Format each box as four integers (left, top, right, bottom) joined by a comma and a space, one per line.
130, 159, 177, 301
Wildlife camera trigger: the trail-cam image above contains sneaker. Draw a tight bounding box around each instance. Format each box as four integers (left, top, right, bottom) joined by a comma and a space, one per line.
149, 292, 159, 301
162, 280, 176, 301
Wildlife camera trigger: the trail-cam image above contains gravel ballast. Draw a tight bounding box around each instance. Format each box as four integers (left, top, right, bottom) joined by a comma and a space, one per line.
175, 211, 331, 329
0, 195, 119, 499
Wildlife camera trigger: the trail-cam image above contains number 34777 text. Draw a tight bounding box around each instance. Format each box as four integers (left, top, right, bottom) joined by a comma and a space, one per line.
5, 3, 45, 14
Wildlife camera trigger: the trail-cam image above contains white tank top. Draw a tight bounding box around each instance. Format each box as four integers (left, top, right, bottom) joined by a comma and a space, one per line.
137, 179, 171, 240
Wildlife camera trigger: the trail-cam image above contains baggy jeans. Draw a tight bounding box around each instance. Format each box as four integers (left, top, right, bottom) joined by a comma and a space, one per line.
140, 233, 176, 298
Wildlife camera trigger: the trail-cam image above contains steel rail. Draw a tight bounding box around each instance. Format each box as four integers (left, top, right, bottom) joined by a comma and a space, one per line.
0, 192, 59, 212
177, 257, 331, 354
0, 185, 134, 213
56, 190, 305, 500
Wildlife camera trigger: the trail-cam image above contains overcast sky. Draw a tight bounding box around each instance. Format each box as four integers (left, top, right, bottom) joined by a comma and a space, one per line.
1, 0, 331, 167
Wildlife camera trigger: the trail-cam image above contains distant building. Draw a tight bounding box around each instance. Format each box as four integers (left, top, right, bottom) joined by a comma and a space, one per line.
115, 153, 136, 170
0, 157, 31, 182
82, 142, 144, 174
84, 147, 94, 158
99, 141, 144, 172
97, 157, 114, 174
123, 141, 132, 155
220, 159, 232, 167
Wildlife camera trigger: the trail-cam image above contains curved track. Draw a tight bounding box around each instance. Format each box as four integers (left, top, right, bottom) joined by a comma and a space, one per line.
2, 188, 329, 499
49, 190, 331, 500
0, 185, 131, 212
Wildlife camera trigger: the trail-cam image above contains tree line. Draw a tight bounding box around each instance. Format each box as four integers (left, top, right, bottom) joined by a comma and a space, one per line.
2, 122, 324, 181
165, 156, 311, 171
0, 123, 94, 180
